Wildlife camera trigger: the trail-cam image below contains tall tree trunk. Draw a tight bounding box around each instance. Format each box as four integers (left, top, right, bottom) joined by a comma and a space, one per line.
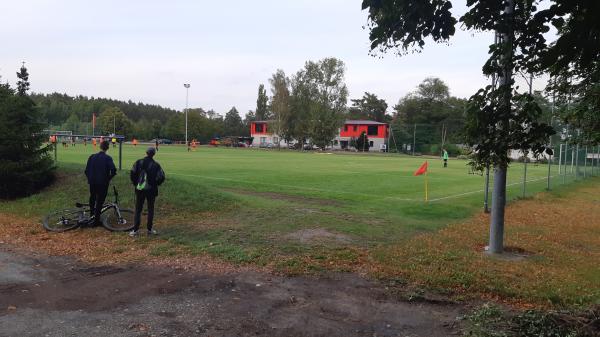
489, 0, 514, 254
489, 167, 507, 253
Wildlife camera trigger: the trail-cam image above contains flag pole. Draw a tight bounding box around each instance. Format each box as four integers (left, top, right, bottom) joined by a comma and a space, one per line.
425, 168, 429, 202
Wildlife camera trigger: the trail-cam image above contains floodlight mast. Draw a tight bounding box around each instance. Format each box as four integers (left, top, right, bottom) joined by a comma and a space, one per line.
184, 83, 190, 148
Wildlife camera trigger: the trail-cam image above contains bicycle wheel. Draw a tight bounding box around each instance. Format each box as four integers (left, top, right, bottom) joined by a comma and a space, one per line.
102, 207, 135, 231
42, 209, 83, 232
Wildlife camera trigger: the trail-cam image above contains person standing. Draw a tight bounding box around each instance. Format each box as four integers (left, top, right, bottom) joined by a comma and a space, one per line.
155, 139, 159, 152
129, 147, 165, 236
84, 141, 117, 227
442, 148, 449, 168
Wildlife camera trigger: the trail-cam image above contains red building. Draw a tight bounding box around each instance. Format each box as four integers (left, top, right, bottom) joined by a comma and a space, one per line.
250, 120, 389, 150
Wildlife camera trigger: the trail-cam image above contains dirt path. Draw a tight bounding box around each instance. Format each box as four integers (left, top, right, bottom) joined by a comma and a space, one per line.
0, 246, 462, 337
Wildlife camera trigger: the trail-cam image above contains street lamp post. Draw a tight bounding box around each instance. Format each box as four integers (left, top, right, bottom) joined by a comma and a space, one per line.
184, 84, 190, 148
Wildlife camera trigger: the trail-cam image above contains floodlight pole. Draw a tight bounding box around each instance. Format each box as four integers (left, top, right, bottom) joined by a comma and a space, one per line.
184, 83, 190, 148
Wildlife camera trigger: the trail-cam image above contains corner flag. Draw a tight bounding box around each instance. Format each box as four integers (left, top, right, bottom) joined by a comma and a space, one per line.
413, 161, 428, 176
413, 161, 429, 201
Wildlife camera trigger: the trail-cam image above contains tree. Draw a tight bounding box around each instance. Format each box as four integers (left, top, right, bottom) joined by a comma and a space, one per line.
0, 67, 54, 198
223, 106, 244, 136
355, 131, 370, 152
541, 2, 600, 144
63, 113, 80, 133
350, 92, 388, 122
255, 84, 270, 120
392, 78, 466, 153
290, 58, 348, 150
16, 63, 30, 96
362, 0, 556, 254
97, 107, 133, 137
269, 69, 291, 148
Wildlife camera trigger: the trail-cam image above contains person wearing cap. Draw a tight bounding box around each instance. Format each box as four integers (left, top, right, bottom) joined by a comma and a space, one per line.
85, 141, 117, 227
129, 147, 165, 236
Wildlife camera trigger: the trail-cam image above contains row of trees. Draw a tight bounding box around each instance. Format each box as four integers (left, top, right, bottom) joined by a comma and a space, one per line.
33, 93, 248, 142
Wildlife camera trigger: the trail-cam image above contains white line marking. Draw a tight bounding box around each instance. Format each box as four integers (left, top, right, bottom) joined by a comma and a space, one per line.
427, 175, 557, 202
170, 172, 417, 201
171, 172, 560, 204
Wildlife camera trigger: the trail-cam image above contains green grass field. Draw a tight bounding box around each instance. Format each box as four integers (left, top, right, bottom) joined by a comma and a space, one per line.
2, 143, 599, 305
33, 144, 580, 243
43, 144, 582, 232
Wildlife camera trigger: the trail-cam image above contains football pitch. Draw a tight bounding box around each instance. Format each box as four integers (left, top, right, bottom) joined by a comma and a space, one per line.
52, 144, 563, 234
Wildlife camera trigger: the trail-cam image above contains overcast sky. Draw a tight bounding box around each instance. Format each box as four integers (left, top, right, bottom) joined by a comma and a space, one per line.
0, 0, 549, 116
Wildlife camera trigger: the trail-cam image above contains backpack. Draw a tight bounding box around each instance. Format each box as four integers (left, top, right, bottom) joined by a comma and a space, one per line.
135, 160, 154, 191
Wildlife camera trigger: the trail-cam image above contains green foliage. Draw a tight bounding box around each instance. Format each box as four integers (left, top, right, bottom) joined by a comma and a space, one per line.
255, 84, 270, 120
0, 69, 55, 199
290, 58, 348, 149
269, 69, 291, 146
349, 92, 389, 122
97, 106, 134, 137
163, 109, 224, 142
16, 63, 30, 96
355, 131, 369, 151
31, 92, 178, 126
361, 0, 457, 55
464, 304, 598, 337
223, 106, 245, 136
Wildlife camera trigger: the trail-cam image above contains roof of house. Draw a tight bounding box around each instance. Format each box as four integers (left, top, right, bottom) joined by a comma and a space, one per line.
344, 120, 387, 125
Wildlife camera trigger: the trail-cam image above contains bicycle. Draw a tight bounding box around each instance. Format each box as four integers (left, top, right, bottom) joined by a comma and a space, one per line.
42, 186, 135, 232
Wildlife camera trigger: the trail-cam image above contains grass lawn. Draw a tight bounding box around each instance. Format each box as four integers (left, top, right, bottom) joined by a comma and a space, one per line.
1, 144, 598, 306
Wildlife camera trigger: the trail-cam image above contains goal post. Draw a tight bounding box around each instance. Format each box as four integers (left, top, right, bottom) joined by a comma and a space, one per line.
49, 133, 125, 170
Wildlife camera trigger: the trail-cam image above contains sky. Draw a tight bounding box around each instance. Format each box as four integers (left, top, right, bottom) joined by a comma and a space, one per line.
0, 0, 550, 116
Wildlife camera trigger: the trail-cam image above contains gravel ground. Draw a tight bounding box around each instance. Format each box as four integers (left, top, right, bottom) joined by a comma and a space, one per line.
0, 247, 463, 337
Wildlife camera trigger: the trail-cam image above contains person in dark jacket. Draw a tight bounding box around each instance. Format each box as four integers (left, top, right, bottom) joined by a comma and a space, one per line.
129, 147, 165, 236
84, 141, 117, 227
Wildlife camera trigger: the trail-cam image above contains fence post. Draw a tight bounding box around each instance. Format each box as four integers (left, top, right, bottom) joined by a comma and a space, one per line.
547, 146, 552, 191
575, 144, 580, 179
522, 152, 528, 198
584, 146, 588, 178
563, 143, 568, 184
484, 166, 490, 213
118, 140, 122, 171
558, 143, 563, 175
412, 124, 416, 156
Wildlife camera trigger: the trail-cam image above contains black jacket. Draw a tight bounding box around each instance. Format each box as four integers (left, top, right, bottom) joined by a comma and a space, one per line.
85, 151, 116, 186
130, 157, 165, 196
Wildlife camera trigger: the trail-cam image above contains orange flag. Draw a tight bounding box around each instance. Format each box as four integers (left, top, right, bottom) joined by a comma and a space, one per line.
413, 161, 428, 176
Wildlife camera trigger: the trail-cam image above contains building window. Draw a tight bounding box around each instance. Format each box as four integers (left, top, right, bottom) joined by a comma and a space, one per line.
344, 125, 348, 132
353, 125, 358, 132
367, 125, 378, 136
255, 123, 264, 133
369, 141, 374, 147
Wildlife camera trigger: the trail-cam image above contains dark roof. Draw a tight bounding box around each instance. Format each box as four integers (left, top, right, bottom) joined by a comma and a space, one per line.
344, 120, 387, 125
